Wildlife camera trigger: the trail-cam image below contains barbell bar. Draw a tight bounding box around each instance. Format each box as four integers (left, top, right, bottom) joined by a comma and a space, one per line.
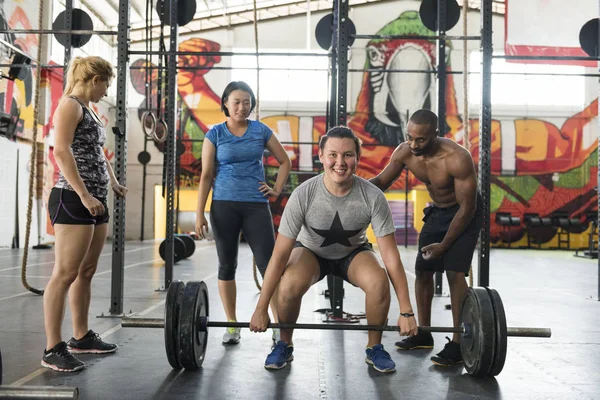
0, 386, 79, 399
0, 29, 117, 35
120, 280, 552, 377
121, 317, 551, 338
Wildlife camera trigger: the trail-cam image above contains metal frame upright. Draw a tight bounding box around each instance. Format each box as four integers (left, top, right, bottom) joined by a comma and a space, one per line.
434, 0, 447, 296
597, 0, 600, 301
478, 0, 493, 286
109, 0, 130, 315
162, 0, 180, 289
327, 0, 350, 319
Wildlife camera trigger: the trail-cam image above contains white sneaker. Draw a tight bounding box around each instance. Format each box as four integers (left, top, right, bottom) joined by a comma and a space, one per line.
222, 322, 241, 344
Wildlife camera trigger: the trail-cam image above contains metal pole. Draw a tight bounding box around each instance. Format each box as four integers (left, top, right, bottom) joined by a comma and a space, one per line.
63, 0, 72, 87
141, 140, 148, 241
478, 0, 493, 287
120, 317, 552, 338
109, 0, 130, 315
597, 0, 600, 301
128, 50, 330, 57
0, 386, 79, 399
404, 167, 408, 248
434, 0, 447, 297
326, 0, 350, 319
163, 0, 179, 289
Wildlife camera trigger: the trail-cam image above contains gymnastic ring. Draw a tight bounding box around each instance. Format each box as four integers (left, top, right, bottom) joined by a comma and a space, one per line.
154, 119, 168, 143
141, 111, 156, 140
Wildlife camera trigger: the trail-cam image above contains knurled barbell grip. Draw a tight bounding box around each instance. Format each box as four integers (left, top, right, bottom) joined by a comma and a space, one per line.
207, 321, 461, 333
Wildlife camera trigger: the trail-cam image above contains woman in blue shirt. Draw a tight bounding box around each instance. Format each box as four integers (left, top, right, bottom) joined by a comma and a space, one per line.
196, 81, 291, 344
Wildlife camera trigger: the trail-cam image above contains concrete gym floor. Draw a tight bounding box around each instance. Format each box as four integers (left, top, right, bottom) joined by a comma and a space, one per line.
0, 240, 599, 399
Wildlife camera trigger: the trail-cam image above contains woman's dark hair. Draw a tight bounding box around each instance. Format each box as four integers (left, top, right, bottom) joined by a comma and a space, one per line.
221, 81, 256, 117
318, 126, 362, 157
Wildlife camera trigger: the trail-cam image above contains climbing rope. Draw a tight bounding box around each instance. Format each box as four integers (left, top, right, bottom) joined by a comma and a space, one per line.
22, 0, 46, 295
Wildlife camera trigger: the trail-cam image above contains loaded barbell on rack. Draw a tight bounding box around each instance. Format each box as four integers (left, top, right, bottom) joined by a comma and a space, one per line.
121, 281, 551, 377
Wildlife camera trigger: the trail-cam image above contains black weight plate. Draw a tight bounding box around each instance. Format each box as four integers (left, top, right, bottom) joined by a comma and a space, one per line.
315, 13, 356, 51
178, 281, 209, 370
159, 236, 187, 262
485, 287, 507, 377
419, 0, 460, 32
156, 0, 197, 27
176, 234, 196, 258
164, 280, 185, 369
138, 150, 151, 165
52, 9, 94, 48
579, 18, 599, 57
460, 287, 496, 377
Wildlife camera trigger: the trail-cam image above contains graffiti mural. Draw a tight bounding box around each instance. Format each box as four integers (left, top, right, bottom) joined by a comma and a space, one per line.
131, 10, 598, 248
0, 0, 40, 141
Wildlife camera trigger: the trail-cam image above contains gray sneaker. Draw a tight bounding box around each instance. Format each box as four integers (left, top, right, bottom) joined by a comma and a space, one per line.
222, 325, 241, 344
41, 342, 85, 372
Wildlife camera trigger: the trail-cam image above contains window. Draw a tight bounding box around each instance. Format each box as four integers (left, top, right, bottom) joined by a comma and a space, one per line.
231, 49, 329, 103
468, 52, 587, 107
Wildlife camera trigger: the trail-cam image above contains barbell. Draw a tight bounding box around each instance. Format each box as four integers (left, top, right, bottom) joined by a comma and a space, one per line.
121, 280, 551, 377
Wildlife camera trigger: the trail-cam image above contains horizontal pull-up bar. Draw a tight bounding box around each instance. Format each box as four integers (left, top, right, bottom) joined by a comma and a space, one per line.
0, 29, 117, 35
351, 34, 481, 41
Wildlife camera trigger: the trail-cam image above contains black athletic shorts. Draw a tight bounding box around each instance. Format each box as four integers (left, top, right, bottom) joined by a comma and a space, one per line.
48, 188, 109, 226
294, 241, 374, 286
415, 193, 483, 276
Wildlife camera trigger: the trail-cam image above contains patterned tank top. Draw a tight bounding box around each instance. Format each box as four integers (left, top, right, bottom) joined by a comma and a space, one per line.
54, 96, 110, 198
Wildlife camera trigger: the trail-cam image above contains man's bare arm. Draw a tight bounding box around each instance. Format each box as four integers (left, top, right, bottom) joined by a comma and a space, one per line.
439, 149, 478, 250
369, 144, 408, 191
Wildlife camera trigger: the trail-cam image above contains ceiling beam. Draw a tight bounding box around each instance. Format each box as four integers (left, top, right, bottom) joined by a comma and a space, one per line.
129, 0, 506, 44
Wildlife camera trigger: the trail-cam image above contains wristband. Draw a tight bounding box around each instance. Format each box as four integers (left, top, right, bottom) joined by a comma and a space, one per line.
400, 312, 414, 318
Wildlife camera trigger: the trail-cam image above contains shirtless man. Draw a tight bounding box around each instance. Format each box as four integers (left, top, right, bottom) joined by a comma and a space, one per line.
369, 109, 482, 367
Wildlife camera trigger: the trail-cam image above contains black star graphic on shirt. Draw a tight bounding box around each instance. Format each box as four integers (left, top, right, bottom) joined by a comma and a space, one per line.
310, 212, 362, 247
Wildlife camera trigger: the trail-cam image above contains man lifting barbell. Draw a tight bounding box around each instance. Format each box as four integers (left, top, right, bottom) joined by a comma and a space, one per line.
370, 109, 483, 367
249, 126, 418, 373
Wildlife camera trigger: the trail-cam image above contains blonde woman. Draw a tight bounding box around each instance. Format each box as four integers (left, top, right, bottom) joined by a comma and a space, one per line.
43, 56, 127, 372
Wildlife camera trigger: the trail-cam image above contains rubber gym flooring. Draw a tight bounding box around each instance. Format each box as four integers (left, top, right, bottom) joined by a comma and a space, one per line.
0, 240, 599, 399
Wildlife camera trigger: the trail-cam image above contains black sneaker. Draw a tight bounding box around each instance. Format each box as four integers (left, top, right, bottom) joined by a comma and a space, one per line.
67, 330, 118, 354
41, 342, 85, 372
430, 337, 463, 366
395, 332, 434, 350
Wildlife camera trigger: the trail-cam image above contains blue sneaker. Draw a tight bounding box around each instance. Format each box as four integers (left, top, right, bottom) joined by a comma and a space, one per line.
265, 340, 294, 370
365, 344, 396, 373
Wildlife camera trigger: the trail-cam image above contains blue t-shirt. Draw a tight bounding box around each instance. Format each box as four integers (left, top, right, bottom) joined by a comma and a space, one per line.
205, 120, 273, 203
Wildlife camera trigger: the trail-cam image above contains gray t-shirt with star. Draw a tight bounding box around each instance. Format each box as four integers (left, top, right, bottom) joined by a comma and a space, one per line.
278, 174, 396, 259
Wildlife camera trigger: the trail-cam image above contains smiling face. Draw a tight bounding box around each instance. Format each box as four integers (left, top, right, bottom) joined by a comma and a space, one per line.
319, 137, 358, 187
406, 120, 437, 157
224, 89, 252, 123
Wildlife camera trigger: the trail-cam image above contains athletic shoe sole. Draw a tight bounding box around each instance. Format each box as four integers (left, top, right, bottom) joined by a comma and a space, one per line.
41, 360, 85, 372
67, 346, 118, 354
265, 355, 293, 370
430, 359, 463, 367
365, 358, 396, 373
396, 345, 434, 350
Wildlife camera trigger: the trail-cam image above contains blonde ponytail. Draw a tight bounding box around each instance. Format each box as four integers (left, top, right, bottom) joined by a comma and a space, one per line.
62, 56, 114, 97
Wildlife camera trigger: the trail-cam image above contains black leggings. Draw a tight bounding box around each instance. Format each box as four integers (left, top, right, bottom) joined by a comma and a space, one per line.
210, 200, 275, 281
